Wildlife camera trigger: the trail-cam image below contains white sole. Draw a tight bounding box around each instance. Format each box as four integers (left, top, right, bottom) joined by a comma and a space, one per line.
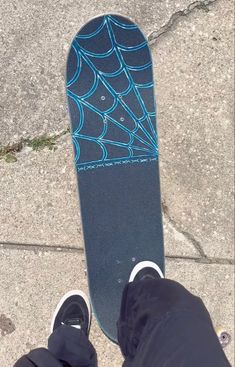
129, 260, 164, 282
50, 290, 91, 333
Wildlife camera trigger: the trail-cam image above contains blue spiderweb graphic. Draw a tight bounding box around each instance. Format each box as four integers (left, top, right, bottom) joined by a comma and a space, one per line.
66, 15, 158, 172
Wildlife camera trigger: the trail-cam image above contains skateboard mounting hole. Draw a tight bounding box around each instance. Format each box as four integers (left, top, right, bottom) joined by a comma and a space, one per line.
117, 279, 122, 283
218, 331, 231, 348
118, 95, 123, 99
132, 257, 136, 262
120, 117, 125, 122
101, 96, 106, 101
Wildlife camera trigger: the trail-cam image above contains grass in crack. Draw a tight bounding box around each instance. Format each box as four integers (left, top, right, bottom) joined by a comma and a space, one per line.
0, 135, 57, 163
0, 142, 23, 157
25, 129, 70, 151
0, 128, 70, 163
26, 135, 57, 151
0, 142, 22, 163
5, 153, 17, 163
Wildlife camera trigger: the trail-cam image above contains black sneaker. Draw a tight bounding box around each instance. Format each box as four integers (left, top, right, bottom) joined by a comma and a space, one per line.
51, 290, 91, 336
129, 261, 164, 282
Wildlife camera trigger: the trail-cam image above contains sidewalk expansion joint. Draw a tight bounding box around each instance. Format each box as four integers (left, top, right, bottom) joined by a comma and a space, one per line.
0, 241, 83, 254
0, 241, 233, 265
166, 255, 234, 265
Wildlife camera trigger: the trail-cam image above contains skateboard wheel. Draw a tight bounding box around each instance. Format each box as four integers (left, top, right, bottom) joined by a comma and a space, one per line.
215, 326, 231, 348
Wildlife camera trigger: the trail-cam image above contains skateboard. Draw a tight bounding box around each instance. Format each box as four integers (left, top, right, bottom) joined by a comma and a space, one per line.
66, 14, 164, 343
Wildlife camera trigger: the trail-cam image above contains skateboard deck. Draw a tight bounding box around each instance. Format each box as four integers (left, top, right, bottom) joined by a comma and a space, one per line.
66, 14, 164, 343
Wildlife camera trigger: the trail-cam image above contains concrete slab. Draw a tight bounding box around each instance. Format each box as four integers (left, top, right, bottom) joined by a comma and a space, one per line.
0, 134, 199, 258
154, 0, 234, 259
0, 135, 82, 248
0, 0, 193, 146
0, 0, 233, 261
0, 248, 233, 366
0, 1, 233, 366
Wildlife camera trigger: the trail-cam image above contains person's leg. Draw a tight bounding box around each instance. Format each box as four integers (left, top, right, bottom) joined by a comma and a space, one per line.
48, 325, 97, 367
14, 348, 64, 367
117, 261, 230, 367
14, 291, 97, 367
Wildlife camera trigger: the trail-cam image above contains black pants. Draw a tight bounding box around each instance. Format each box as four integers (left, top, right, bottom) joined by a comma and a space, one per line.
14, 279, 230, 367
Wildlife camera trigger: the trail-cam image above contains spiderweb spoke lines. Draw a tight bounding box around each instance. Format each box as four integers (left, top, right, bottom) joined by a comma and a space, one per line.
68, 89, 107, 119
74, 39, 148, 130
68, 91, 142, 153
146, 114, 158, 141
94, 138, 150, 154
135, 116, 158, 148
105, 18, 146, 112
106, 115, 154, 151
67, 15, 159, 170
106, 17, 158, 151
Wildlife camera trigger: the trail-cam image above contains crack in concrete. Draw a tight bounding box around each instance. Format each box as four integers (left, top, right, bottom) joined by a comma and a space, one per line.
0, 241, 82, 253
162, 201, 208, 259
0, 241, 234, 265
166, 255, 234, 265
0, 128, 70, 161
196, 257, 234, 265
148, 0, 218, 45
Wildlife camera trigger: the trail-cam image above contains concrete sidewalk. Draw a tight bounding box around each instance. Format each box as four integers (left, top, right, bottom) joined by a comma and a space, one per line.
0, 0, 234, 366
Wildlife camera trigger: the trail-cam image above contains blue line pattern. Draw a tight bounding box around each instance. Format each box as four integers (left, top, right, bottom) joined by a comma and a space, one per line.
66, 15, 158, 172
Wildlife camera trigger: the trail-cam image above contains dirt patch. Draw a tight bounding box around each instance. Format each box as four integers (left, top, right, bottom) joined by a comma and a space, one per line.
0, 314, 16, 336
